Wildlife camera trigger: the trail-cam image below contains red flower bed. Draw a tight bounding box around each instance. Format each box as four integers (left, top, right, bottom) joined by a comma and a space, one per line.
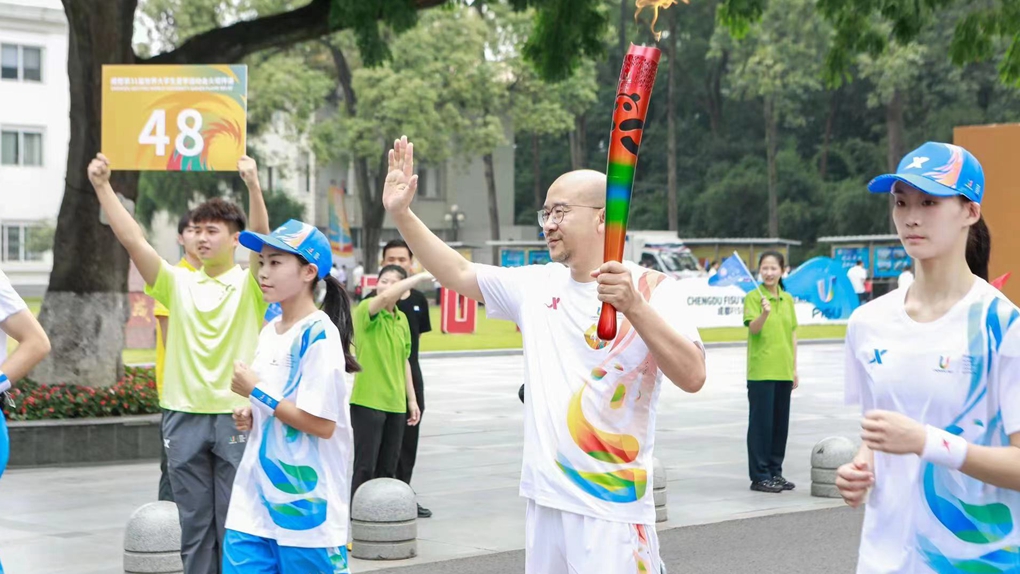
2, 366, 160, 421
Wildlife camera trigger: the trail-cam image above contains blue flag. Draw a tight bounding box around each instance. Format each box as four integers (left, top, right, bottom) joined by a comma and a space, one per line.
784, 257, 859, 320
708, 254, 757, 292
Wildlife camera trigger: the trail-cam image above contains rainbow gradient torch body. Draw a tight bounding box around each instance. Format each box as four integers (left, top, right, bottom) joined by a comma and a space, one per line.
597, 44, 661, 341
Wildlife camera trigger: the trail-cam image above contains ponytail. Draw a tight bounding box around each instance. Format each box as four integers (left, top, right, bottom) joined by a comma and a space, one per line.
320, 275, 361, 374
966, 215, 990, 281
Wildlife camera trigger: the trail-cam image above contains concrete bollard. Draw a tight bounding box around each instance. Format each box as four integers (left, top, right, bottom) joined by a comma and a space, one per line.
652, 457, 667, 523
811, 436, 857, 498
351, 478, 417, 560
123, 501, 183, 574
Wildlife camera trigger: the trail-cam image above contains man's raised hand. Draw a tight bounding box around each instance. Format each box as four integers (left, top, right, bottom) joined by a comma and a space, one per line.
87, 153, 111, 189
238, 155, 260, 189
382, 136, 419, 215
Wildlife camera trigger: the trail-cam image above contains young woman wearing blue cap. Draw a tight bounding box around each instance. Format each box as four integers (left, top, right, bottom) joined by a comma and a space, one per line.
837, 142, 1020, 573
221, 219, 360, 574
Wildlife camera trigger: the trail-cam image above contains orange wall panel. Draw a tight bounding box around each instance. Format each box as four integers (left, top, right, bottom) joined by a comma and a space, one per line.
954, 124, 1020, 304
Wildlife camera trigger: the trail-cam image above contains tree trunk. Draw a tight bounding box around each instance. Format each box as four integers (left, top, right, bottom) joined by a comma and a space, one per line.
886, 89, 906, 172
886, 89, 906, 231
819, 88, 839, 180
532, 133, 543, 210
764, 97, 779, 238
328, 42, 384, 274
577, 115, 587, 167
360, 150, 388, 274
665, 7, 678, 232
704, 49, 727, 138
33, 0, 139, 386
483, 153, 501, 264
619, 0, 628, 55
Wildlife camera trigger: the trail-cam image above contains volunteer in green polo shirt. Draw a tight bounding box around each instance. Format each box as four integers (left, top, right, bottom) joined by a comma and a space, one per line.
743, 251, 799, 494
350, 265, 428, 499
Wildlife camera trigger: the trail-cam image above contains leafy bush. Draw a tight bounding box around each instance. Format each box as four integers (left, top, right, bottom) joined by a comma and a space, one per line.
2, 366, 159, 421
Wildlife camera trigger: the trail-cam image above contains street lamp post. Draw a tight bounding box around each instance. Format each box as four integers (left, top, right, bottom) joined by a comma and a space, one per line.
444, 204, 466, 243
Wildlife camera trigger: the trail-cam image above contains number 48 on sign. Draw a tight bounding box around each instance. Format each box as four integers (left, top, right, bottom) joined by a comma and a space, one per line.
101, 64, 247, 171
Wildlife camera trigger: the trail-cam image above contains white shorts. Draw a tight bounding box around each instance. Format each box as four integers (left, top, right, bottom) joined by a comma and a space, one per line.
525, 499, 662, 574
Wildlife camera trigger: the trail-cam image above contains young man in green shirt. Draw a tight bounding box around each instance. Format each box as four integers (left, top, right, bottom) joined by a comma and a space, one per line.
87, 153, 269, 574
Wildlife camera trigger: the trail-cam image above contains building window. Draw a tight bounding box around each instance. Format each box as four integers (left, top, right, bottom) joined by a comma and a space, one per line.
1, 222, 53, 262
416, 165, 444, 199
0, 44, 42, 82
1, 128, 43, 166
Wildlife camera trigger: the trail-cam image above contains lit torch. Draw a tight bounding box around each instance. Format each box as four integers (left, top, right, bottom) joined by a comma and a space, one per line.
596, 0, 687, 341
597, 44, 661, 342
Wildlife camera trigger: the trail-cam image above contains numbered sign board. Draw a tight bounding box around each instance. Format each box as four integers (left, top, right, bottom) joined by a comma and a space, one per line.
101, 65, 247, 171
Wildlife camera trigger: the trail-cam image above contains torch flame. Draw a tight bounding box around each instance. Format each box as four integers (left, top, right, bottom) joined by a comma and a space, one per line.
634, 0, 688, 42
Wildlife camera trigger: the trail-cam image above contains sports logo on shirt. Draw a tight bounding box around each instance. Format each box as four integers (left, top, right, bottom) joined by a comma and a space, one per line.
868, 349, 887, 365
934, 355, 953, 374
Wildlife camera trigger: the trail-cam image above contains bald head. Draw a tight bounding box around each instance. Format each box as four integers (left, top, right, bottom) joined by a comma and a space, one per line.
546, 170, 606, 208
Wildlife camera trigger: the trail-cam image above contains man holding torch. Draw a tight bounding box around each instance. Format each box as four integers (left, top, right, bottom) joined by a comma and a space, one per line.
383, 130, 704, 571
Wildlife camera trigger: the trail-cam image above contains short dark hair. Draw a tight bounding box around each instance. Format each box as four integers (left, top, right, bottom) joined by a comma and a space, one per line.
190, 198, 246, 233
856, 260, 863, 265
378, 264, 409, 281
382, 239, 413, 260
177, 211, 192, 235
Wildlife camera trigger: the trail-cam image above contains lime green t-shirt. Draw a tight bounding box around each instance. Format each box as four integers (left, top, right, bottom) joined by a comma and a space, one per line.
743, 288, 797, 381
153, 258, 196, 400
351, 299, 411, 414
145, 260, 269, 413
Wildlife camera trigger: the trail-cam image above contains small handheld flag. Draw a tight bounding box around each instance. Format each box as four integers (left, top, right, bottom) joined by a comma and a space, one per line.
709, 252, 762, 297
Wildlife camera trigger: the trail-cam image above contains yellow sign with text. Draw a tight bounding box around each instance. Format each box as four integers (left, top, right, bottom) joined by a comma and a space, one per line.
101, 64, 247, 171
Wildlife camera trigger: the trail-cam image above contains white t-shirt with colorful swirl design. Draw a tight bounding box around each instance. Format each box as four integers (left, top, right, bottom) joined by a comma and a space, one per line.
845, 279, 1020, 573
224, 311, 352, 548
476, 261, 703, 525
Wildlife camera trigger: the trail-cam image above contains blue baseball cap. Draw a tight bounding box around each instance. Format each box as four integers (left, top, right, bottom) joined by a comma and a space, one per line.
867, 142, 984, 204
239, 219, 333, 279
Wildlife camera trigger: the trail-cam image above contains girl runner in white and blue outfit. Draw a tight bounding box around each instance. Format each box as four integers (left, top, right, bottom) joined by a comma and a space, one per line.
838, 142, 1020, 573
222, 220, 360, 574
0, 268, 51, 574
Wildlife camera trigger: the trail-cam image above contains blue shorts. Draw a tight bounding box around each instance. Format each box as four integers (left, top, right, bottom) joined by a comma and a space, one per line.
222, 529, 350, 574
1, 414, 8, 574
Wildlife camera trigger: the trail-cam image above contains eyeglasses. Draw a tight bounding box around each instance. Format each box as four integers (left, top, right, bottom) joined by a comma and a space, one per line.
537, 204, 603, 227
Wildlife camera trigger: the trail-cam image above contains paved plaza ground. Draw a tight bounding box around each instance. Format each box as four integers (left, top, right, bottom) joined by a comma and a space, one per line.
0, 342, 865, 573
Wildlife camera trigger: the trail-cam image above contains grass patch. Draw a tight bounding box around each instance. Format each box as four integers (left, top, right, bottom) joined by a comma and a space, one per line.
420, 308, 522, 352
10, 298, 845, 364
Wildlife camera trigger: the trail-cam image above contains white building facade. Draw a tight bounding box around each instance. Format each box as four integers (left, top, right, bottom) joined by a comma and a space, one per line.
0, 0, 67, 296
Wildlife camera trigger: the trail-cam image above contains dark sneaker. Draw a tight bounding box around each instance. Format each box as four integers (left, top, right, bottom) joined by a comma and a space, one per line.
417, 503, 433, 518
773, 475, 796, 491
750, 479, 783, 493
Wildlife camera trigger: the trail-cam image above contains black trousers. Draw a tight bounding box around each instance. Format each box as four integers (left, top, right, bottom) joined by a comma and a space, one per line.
351, 404, 407, 500
747, 380, 793, 483
396, 379, 424, 485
